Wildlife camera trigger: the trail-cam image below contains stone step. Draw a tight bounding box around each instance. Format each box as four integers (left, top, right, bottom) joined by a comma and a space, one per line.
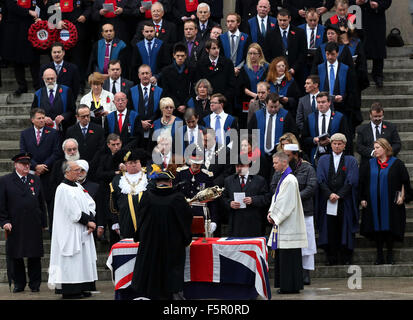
0, 253, 111, 269
361, 107, 413, 120
0, 268, 112, 283
371, 69, 413, 82
0, 93, 34, 105
363, 81, 413, 96
1, 78, 34, 93
0, 240, 111, 254
0, 116, 31, 129
361, 95, 413, 109
311, 264, 413, 278
386, 45, 413, 58
314, 248, 413, 265
393, 151, 413, 164
0, 105, 31, 116
0, 129, 23, 141
367, 57, 413, 69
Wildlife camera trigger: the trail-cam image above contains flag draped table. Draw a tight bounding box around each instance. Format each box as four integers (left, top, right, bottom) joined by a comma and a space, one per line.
106, 237, 271, 300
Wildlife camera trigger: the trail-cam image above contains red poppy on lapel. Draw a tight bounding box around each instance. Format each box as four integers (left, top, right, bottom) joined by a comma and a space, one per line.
279, 117, 284, 122
122, 82, 126, 87
30, 187, 35, 193
161, 29, 165, 33
270, 23, 275, 28
195, 41, 199, 46
281, 80, 286, 87
106, 96, 111, 103
209, 66, 214, 71
226, 126, 231, 131
240, 36, 245, 41
332, 112, 335, 117
184, 69, 189, 74
342, 166, 347, 172
316, 35, 320, 39
89, 129, 94, 134
383, 124, 387, 129
290, 31, 295, 35
151, 87, 155, 92
59, 88, 63, 93
44, 130, 50, 134
63, 68, 67, 73
30, 179, 34, 184
113, 43, 117, 47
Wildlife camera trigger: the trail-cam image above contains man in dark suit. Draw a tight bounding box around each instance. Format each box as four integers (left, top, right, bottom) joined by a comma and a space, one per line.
159, 43, 194, 119
356, 102, 402, 167
286, 0, 334, 26
313, 41, 357, 133
88, 23, 128, 76
246, 0, 278, 54
20, 108, 62, 230
296, 74, 320, 134
39, 42, 81, 99
195, 39, 236, 114
132, 2, 177, 55
0, 152, 47, 293
32, 68, 76, 135
105, 92, 143, 149
222, 160, 270, 237
248, 92, 298, 161
264, 8, 307, 90
182, 20, 205, 69
128, 64, 164, 149
196, 2, 218, 42
131, 21, 169, 83
102, 60, 133, 97
65, 105, 105, 176
235, 0, 280, 33
301, 92, 351, 165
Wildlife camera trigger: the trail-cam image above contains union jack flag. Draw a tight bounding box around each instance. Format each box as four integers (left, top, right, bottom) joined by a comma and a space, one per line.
106, 237, 271, 300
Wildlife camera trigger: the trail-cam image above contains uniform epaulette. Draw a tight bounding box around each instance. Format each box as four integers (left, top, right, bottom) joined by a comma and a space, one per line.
201, 168, 214, 177
176, 165, 189, 172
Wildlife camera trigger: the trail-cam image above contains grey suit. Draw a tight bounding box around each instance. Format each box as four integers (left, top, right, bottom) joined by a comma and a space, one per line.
296, 94, 316, 134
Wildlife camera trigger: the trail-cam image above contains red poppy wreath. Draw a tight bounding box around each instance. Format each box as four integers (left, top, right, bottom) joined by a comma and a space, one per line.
28, 20, 58, 50
56, 20, 78, 50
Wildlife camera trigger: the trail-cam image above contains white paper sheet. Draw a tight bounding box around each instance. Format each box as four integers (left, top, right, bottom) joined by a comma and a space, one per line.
234, 192, 246, 209
326, 199, 338, 216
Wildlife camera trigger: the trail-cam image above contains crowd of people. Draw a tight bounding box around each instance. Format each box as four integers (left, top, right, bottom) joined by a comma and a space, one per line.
0, 0, 410, 300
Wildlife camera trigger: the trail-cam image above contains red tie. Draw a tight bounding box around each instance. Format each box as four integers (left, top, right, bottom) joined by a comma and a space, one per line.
212, 61, 216, 67
118, 113, 123, 133
36, 129, 41, 145
163, 156, 167, 169
241, 175, 245, 188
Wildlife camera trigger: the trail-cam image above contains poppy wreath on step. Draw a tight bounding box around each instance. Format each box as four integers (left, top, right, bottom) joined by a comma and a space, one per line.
56, 20, 78, 50
28, 20, 58, 50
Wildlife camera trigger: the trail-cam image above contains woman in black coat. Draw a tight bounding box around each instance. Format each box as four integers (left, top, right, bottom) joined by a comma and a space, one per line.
360, 138, 413, 265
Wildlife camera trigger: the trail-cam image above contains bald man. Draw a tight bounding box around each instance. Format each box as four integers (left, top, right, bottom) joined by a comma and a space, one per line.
31, 68, 76, 134
104, 92, 143, 148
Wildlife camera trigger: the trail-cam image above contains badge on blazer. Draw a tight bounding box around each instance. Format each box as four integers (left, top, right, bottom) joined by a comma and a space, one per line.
77, 0, 81, 6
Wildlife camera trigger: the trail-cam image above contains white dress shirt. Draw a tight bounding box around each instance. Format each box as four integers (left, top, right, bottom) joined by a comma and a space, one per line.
371, 121, 382, 141
257, 15, 268, 34
110, 78, 121, 93
318, 108, 331, 136
333, 152, 343, 173
187, 125, 199, 145
306, 25, 318, 49
327, 60, 338, 90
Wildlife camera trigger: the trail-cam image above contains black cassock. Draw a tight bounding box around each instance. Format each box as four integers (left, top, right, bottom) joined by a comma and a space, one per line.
131, 186, 192, 299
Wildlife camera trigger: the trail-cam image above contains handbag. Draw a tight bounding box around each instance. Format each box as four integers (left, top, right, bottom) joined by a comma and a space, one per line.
386, 28, 404, 47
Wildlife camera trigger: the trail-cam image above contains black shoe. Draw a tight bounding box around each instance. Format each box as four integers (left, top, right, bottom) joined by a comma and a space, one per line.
31, 288, 40, 293
375, 255, 385, 265
14, 87, 27, 96
82, 291, 92, 298
303, 270, 311, 285
13, 287, 24, 293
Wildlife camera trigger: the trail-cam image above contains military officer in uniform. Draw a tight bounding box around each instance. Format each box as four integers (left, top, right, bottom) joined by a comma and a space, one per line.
175, 153, 219, 236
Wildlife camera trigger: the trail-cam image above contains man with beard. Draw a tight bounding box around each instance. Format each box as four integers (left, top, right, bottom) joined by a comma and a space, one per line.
31, 69, 76, 135
270, 144, 317, 285
48, 139, 80, 232
131, 170, 192, 300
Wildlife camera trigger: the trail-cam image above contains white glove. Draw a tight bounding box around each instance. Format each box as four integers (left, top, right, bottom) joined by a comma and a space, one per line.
209, 222, 217, 233
111, 223, 120, 231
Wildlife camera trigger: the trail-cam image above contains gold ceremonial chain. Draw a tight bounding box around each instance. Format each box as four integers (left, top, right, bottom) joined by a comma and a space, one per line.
124, 172, 144, 194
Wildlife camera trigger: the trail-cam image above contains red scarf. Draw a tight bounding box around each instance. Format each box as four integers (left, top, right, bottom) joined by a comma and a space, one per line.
377, 157, 389, 169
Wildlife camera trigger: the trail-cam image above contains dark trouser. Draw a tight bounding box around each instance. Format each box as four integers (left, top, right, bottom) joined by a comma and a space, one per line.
273, 248, 304, 293
372, 58, 384, 79
61, 281, 96, 297
375, 231, 394, 256
14, 61, 41, 91
12, 257, 41, 290
326, 213, 353, 264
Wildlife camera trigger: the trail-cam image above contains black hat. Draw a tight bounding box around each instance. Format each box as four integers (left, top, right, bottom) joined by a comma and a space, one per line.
12, 152, 32, 163
121, 148, 148, 163
150, 170, 175, 180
